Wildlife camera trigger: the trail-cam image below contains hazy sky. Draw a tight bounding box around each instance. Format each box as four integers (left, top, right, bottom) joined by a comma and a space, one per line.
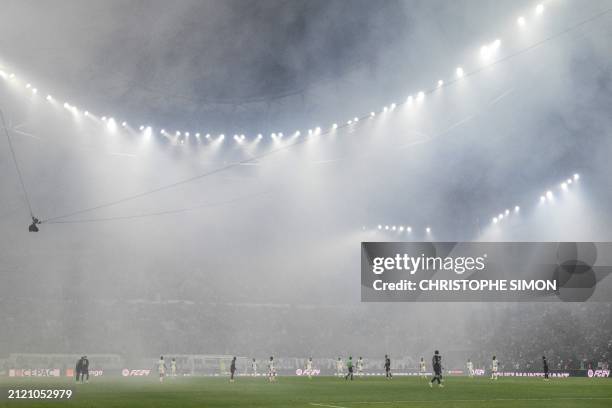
1, 0, 612, 357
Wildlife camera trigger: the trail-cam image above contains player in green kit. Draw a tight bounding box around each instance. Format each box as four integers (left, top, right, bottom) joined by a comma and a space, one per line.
345, 356, 354, 380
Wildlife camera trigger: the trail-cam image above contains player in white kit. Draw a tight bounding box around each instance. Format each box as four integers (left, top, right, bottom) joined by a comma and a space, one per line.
356, 357, 364, 376
491, 356, 499, 380
336, 357, 343, 377
251, 358, 258, 377
158, 356, 166, 383
305, 357, 313, 379
267, 356, 277, 382
171, 358, 177, 377
419, 357, 427, 379
466, 359, 474, 378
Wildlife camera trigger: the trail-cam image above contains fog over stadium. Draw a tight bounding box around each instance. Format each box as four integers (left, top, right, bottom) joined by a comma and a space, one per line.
1, 0, 612, 372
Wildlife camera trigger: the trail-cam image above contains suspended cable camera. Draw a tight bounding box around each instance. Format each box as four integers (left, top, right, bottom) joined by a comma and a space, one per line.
28, 216, 41, 232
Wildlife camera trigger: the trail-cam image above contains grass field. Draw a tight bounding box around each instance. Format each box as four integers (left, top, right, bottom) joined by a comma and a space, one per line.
2, 376, 612, 408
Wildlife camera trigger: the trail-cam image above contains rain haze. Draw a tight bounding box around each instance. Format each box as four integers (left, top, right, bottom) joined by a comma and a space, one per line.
1, 0, 612, 377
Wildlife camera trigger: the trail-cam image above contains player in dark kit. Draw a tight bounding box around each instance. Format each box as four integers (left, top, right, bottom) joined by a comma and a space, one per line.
74, 357, 82, 382
543, 356, 549, 381
80, 356, 89, 383
384, 355, 392, 379
429, 350, 443, 388
230, 357, 237, 383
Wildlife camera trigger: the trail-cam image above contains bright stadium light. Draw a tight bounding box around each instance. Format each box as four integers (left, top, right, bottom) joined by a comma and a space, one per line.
107, 118, 117, 131
499, 213, 504, 220
399, 226, 404, 232
438, 80, 444, 87
493, 217, 498, 224
385, 225, 389, 230
573, 173, 580, 180
332, 123, 338, 129
535, 4, 544, 15
370, 112, 376, 117
406, 226, 412, 232
391, 225, 396, 231
31, 88, 37, 94
546, 190, 554, 200
561, 182, 568, 190
492, 39, 501, 49
517, 16, 526, 27
514, 206, 520, 212
84, 111, 89, 116
417, 91, 425, 101
46, 95, 53, 101
377, 225, 382, 230
505, 209, 510, 216
540, 195, 546, 203
425, 227, 431, 234
456, 67, 464, 78
121, 121, 127, 127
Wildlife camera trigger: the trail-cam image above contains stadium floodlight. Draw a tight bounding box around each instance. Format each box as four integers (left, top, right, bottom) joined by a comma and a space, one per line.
175, 131, 180, 136
31, 88, 37, 94
456, 67, 464, 78
315, 127, 321, 133
390, 104, 396, 110
425, 227, 431, 233
256, 134, 262, 139
63, 102, 69, 109
517, 16, 526, 27
347, 120, 352, 125
392, 226, 396, 231
499, 213, 504, 220
332, 123, 338, 129
399, 226, 404, 232
417, 91, 425, 101
540, 195, 546, 203
106, 118, 117, 132
354, 117, 359, 122
406, 226, 412, 232
438, 80, 444, 87
535, 4, 544, 15
102, 116, 107, 121
492, 39, 501, 49
493, 217, 498, 224
514, 206, 520, 212
561, 182, 568, 190
185, 132, 190, 137
383, 106, 388, 112
377, 225, 382, 230
370, 112, 376, 117
573, 173, 580, 180
25, 83, 31, 89
84, 111, 89, 116
139, 125, 145, 131
195, 133, 200, 138
121, 121, 127, 127
160, 129, 166, 134
385, 225, 389, 230
505, 209, 510, 216
219, 134, 225, 140
46, 95, 53, 101
546, 190, 554, 200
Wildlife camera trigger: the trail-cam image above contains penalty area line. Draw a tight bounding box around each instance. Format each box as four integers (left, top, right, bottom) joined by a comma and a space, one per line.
310, 403, 350, 408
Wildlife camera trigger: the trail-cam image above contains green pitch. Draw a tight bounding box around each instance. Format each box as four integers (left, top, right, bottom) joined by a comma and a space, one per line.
2, 376, 612, 408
